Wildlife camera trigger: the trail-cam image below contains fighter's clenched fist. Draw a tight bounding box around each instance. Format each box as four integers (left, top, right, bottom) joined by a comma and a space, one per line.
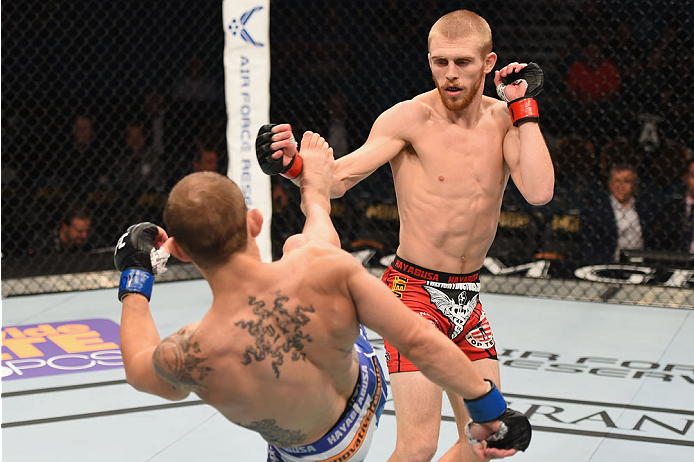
255, 123, 302, 179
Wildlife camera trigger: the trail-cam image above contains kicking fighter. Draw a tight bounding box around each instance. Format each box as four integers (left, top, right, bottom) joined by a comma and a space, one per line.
256, 9, 552, 462
115, 132, 531, 461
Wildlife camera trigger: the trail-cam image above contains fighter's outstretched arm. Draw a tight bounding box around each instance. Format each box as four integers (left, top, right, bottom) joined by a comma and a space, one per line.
330, 103, 411, 198
255, 101, 418, 198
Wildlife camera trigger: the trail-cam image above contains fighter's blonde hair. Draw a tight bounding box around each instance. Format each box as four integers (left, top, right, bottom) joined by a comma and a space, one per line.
428, 10, 493, 56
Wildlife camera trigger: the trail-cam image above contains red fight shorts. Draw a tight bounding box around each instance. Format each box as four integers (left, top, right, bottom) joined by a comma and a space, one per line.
382, 255, 497, 374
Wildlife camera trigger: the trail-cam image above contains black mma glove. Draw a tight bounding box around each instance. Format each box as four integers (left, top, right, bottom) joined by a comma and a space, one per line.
497, 62, 544, 126
255, 123, 303, 179
114, 222, 169, 302
485, 409, 532, 451
464, 379, 532, 451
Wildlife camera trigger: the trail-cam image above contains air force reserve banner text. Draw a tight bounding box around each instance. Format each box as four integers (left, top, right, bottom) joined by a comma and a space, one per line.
223, 1, 272, 261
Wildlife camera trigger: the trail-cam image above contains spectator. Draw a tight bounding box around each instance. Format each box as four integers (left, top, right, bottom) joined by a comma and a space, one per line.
566, 41, 621, 107
57, 113, 112, 193
112, 122, 161, 192
193, 149, 220, 173
72, 114, 95, 152
647, 139, 692, 196
165, 141, 222, 191
580, 163, 654, 263
29, 204, 93, 255
325, 94, 350, 158
171, 56, 223, 105
599, 137, 642, 184
141, 89, 168, 157
195, 122, 228, 175
566, 0, 613, 49
604, 20, 645, 77
620, 22, 693, 167
651, 159, 694, 253
552, 134, 599, 208
565, 41, 623, 146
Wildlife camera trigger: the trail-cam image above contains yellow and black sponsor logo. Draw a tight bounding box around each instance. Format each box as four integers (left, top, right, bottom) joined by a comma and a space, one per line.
391, 275, 407, 298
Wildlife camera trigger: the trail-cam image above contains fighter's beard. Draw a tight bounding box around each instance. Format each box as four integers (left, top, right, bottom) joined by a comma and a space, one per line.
434, 71, 485, 112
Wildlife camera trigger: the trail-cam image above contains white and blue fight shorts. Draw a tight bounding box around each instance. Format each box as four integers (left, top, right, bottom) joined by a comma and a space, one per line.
267, 326, 387, 462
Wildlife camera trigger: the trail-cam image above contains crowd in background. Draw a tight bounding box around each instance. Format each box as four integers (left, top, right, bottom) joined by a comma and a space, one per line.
1, 0, 692, 276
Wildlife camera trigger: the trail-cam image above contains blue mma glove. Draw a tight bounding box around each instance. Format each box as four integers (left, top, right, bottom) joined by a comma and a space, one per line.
114, 222, 169, 301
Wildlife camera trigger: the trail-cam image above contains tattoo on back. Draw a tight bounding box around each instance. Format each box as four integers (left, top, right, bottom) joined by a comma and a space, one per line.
153, 326, 212, 389
235, 419, 307, 447
235, 291, 314, 378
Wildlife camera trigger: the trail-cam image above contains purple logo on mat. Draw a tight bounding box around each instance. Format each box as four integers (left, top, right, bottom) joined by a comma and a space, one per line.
1, 318, 122, 380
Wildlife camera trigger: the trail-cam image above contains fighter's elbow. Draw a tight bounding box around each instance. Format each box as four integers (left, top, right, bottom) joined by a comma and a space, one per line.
125, 370, 149, 394
330, 180, 347, 199
527, 189, 554, 206
395, 324, 438, 367
522, 180, 554, 205
159, 388, 190, 401
125, 370, 189, 401
331, 166, 358, 198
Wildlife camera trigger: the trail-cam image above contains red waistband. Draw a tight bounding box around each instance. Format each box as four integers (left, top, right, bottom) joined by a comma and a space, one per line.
390, 255, 480, 284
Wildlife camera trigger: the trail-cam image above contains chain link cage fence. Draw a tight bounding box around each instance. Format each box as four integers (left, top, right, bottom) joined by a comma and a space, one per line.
2, 0, 693, 307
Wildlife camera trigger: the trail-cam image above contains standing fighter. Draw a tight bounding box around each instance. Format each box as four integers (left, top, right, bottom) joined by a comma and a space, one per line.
115, 132, 530, 461
256, 9, 552, 462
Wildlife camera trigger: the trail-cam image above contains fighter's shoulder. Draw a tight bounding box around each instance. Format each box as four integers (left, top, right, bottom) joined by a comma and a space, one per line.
288, 241, 356, 268
378, 95, 433, 125
482, 94, 505, 111
484, 95, 512, 122
291, 244, 362, 289
153, 321, 205, 391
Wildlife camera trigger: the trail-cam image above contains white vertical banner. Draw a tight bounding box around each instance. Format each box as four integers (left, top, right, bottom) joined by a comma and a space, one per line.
222, 0, 272, 261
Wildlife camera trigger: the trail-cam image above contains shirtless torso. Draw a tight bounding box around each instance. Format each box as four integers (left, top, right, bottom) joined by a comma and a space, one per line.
387, 91, 510, 273
154, 245, 363, 447
330, 89, 532, 274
